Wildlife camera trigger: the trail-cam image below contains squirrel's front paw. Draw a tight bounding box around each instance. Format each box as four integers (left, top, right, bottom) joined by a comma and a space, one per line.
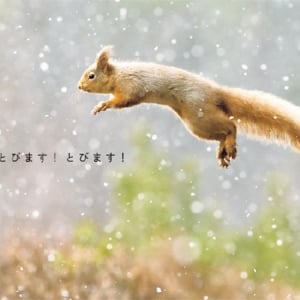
91, 102, 110, 115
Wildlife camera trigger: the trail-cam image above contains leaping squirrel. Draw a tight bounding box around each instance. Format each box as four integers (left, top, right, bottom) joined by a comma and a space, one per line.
78, 46, 300, 168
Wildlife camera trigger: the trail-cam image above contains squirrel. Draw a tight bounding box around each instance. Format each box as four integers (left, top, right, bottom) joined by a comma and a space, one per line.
78, 46, 300, 168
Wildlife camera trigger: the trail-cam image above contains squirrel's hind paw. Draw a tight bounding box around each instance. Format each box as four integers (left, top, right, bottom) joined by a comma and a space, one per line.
217, 140, 237, 168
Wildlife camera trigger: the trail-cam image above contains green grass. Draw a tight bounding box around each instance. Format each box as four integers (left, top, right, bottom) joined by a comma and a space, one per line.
73, 126, 300, 288
2, 126, 300, 299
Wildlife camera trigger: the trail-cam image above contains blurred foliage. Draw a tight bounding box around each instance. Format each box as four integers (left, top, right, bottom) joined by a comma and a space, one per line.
73, 127, 300, 287
234, 174, 300, 285
112, 125, 202, 247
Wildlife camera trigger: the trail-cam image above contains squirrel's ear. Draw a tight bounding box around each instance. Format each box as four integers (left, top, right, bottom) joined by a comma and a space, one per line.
96, 45, 114, 73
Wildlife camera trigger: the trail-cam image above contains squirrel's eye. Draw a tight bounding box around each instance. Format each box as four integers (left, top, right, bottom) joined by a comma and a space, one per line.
88, 72, 95, 80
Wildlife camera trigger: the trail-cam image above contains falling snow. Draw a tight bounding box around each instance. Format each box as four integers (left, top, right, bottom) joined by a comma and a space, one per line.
1, 1, 300, 298
39, 62, 49, 72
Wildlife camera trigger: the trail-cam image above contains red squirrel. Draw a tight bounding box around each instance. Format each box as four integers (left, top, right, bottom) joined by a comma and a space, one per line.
78, 46, 300, 168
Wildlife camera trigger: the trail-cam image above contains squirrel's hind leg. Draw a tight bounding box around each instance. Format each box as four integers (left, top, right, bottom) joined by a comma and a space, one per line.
217, 133, 237, 168
187, 113, 237, 167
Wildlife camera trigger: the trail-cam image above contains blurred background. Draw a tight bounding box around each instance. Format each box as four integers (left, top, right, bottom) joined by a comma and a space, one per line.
1, 0, 300, 299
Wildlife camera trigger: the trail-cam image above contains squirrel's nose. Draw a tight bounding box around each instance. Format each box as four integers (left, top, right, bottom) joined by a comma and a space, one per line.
78, 85, 82, 90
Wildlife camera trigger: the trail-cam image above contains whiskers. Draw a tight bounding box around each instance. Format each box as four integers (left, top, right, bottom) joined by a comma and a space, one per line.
68, 89, 82, 105
65, 87, 108, 118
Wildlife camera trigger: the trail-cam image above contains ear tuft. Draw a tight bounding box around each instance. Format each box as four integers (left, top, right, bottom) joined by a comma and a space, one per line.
96, 45, 114, 72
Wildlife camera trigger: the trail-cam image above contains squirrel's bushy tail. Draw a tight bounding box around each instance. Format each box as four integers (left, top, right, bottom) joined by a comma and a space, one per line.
221, 87, 300, 151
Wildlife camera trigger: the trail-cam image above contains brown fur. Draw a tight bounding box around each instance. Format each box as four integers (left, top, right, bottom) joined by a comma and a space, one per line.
78, 46, 300, 168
